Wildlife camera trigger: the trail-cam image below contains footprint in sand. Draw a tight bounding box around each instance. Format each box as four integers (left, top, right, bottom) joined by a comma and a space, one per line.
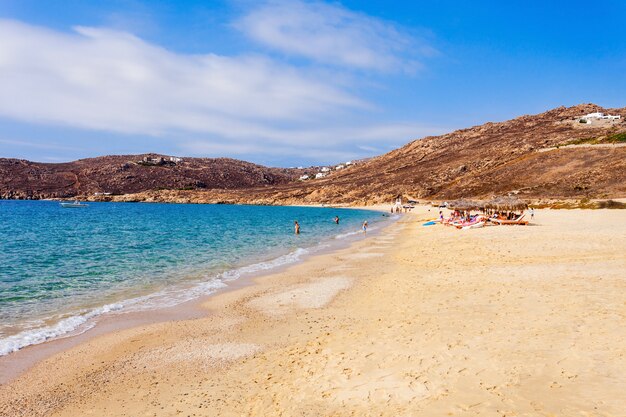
136, 342, 261, 370
341, 252, 384, 260
329, 371, 429, 404
365, 245, 390, 250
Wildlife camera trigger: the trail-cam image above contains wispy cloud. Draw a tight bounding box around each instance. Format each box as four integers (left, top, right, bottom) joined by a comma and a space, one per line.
0, 137, 80, 152
235, 0, 434, 72
179, 140, 357, 164
180, 122, 441, 149
178, 122, 444, 162
0, 5, 444, 165
0, 19, 362, 137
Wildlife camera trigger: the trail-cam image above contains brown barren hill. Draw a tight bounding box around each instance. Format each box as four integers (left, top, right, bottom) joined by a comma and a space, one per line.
225, 103, 625, 205
326, 103, 626, 203
1, 104, 625, 204
0, 154, 307, 200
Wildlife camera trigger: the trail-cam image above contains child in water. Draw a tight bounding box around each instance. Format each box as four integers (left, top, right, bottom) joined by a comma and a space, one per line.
362, 220, 368, 233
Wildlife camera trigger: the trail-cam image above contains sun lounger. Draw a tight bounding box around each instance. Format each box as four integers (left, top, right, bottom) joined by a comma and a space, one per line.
489, 213, 528, 225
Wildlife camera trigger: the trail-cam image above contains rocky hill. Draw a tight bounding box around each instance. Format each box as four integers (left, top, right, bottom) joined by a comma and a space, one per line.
1, 104, 625, 204
0, 154, 307, 200
278, 103, 626, 204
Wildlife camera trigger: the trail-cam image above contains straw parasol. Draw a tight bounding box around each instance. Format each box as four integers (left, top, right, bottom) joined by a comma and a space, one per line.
485, 196, 528, 211
447, 199, 485, 211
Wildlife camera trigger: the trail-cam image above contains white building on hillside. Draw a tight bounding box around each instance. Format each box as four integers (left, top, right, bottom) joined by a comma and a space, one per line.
315, 172, 327, 179
320, 167, 331, 172
335, 164, 345, 170
299, 175, 310, 181
581, 112, 621, 123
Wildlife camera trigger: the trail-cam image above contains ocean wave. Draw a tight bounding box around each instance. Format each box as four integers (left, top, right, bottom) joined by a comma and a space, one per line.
0, 247, 310, 357
218, 247, 309, 281
334, 223, 384, 240
0, 303, 122, 356
334, 230, 360, 239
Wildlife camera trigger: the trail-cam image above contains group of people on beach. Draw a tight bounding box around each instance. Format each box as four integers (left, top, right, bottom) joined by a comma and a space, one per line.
391, 206, 414, 213
293, 217, 368, 235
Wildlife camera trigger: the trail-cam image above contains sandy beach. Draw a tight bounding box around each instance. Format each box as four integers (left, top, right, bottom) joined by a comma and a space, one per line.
1, 206, 625, 416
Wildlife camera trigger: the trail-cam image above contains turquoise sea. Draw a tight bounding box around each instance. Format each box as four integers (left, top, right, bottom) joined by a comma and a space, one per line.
0, 200, 388, 355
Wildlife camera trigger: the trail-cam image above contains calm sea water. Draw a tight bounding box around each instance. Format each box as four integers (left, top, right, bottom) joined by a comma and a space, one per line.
0, 200, 388, 355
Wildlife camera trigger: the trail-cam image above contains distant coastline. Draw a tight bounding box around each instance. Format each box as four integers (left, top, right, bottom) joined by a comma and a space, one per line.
2, 104, 625, 206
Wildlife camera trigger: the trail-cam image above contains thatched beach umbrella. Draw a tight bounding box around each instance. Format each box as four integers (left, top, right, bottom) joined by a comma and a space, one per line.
447, 199, 468, 210
474, 199, 488, 211
486, 196, 528, 211
448, 199, 484, 211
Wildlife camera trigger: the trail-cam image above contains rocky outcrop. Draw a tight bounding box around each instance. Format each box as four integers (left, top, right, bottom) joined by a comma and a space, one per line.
0, 154, 309, 200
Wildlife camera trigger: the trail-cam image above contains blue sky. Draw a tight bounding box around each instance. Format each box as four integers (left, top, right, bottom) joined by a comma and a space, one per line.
1, 0, 625, 166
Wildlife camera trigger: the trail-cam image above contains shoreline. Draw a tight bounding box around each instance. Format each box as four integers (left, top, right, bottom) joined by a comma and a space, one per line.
0, 204, 396, 385
2, 206, 625, 416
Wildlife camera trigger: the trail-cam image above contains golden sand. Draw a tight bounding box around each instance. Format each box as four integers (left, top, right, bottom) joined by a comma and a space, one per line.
1, 207, 625, 416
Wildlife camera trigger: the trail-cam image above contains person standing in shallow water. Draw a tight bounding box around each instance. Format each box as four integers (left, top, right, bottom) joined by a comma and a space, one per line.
362, 220, 368, 233
334, 216, 339, 224
294, 221, 300, 235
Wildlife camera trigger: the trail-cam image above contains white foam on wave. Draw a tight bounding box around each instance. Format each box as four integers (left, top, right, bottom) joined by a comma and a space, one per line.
218, 247, 310, 281
334, 229, 361, 239
0, 247, 311, 357
115, 247, 312, 314
335, 223, 385, 240
0, 302, 122, 356
0, 216, 394, 357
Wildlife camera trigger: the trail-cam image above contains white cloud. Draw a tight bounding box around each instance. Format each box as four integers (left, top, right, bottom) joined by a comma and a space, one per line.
181, 122, 441, 149
235, 0, 432, 72
180, 140, 357, 163
178, 122, 444, 162
0, 19, 363, 138
0, 137, 79, 152
0, 11, 445, 165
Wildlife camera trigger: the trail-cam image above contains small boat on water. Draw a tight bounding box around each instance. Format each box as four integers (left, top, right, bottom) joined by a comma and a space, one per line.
60, 200, 88, 208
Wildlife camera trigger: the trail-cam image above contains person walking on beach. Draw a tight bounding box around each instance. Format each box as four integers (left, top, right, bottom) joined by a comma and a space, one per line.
334, 216, 339, 224
362, 220, 368, 233
294, 221, 300, 235
530, 208, 534, 220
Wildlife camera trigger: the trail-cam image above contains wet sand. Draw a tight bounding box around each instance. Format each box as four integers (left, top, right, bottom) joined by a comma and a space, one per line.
1, 207, 625, 416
